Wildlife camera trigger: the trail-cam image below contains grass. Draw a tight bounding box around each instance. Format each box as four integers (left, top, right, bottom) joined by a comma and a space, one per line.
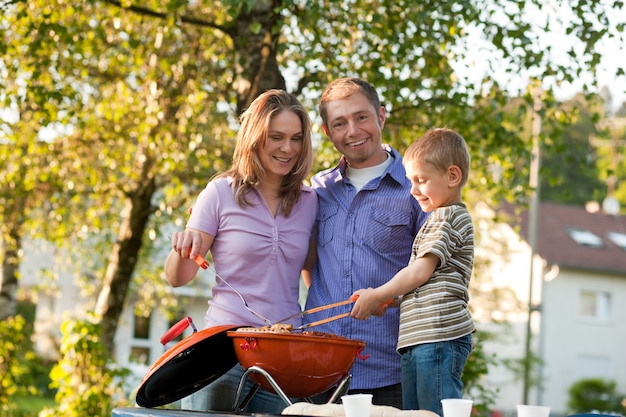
10, 395, 56, 416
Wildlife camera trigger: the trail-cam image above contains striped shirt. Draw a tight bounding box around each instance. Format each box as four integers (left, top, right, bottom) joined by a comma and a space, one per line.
398, 203, 475, 350
304, 145, 429, 390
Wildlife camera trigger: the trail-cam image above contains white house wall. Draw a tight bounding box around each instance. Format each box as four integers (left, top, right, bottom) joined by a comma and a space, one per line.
476, 206, 626, 416
540, 268, 626, 413
474, 208, 543, 412
19, 238, 97, 360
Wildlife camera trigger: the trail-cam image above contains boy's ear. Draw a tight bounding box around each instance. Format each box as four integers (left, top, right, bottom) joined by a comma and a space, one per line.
322, 124, 330, 137
448, 165, 462, 187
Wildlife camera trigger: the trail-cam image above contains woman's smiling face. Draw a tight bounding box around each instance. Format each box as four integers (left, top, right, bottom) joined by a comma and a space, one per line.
258, 110, 304, 181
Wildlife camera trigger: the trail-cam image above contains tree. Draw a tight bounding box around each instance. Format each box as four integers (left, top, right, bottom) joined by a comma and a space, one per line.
1, 0, 623, 356
0, 315, 38, 413
0, 96, 69, 320
39, 318, 129, 417
567, 378, 626, 415
596, 116, 626, 209
539, 92, 606, 205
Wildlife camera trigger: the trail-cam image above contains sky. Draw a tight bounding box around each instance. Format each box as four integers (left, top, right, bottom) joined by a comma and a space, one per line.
535, 34, 624, 113
452, 2, 626, 114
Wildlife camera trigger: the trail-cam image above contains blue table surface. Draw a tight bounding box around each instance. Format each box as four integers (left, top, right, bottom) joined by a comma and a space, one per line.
112, 407, 310, 417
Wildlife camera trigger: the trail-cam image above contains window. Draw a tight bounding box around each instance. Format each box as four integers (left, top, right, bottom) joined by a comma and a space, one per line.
607, 231, 626, 251
133, 314, 151, 339
566, 227, 604, 248
579, 290, 611, 320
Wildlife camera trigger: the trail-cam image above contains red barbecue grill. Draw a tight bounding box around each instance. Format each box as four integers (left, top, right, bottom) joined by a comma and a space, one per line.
135, 316, 367, 413
136, 256, 375, 413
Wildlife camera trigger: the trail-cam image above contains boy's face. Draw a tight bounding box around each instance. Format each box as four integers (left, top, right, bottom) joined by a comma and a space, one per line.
323, 92, 387, 169
405, 160, 460, 213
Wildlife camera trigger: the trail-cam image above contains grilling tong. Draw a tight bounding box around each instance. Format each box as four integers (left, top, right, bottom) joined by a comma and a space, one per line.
193, 254, 392, 330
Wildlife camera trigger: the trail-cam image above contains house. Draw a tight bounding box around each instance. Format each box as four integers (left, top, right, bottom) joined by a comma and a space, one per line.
476, 201, 626, 416
18, 238, 215, 396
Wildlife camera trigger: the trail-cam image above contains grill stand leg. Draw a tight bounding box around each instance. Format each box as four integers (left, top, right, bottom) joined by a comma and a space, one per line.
325, 374, 351, 404
233, 366, 292, 413
233, 377, 261, 413
232, 365, 353, 412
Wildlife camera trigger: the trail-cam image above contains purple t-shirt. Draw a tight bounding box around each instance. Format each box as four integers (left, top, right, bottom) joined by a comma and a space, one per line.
187, 177, 317, 328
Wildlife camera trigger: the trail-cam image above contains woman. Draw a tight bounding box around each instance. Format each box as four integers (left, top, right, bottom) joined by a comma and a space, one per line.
165, 89, 317, 413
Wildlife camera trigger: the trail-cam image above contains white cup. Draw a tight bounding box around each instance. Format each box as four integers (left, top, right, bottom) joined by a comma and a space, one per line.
441, 398, 474, 417
517, 405, 551, 417
342, 393, 373, 417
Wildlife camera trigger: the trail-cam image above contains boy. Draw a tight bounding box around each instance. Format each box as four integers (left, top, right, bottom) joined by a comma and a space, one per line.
351, 127, 474, 415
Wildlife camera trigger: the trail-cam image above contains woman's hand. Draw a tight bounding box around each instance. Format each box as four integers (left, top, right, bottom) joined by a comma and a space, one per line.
165, 228, 214, 287
170, 229, 205, 260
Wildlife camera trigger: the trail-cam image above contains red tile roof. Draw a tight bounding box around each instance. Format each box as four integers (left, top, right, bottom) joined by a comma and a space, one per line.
500, 202, 626, 274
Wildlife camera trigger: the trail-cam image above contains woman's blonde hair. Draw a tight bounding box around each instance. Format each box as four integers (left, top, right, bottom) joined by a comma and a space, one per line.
218, 89, 313, 216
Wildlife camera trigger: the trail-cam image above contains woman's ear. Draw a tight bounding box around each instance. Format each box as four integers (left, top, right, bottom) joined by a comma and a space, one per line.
448, 165, 462, 187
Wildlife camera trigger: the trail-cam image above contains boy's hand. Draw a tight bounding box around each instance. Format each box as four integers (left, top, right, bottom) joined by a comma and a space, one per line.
350, 288, 389, 320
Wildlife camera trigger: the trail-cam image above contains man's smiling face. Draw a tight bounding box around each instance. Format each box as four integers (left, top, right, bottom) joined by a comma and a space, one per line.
324, 92, 387, 169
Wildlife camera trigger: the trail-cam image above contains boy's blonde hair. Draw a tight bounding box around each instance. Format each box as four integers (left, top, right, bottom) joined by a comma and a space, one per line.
404, 128, 470, 187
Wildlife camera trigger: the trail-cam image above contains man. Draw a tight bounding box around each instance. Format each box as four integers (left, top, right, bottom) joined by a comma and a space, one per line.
303, 78, 429, 408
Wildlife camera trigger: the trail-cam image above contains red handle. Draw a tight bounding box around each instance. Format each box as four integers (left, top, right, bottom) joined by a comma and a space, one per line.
160, 316, 196, 345
238, 337, 258, 351
357, 347, 370, 361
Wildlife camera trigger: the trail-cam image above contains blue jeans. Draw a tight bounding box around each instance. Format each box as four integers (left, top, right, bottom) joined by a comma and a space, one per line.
401, 334, 472, 415
181, 364, 290, 414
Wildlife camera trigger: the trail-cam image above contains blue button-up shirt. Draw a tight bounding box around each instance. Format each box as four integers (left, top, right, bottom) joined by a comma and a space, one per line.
304, 145, 429, 390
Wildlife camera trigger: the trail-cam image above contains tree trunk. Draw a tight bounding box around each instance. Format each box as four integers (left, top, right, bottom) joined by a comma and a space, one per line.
228, 0, 287, 115
1, 140, 29, 321
0, 223, 21, 320
95, 174, 156, 354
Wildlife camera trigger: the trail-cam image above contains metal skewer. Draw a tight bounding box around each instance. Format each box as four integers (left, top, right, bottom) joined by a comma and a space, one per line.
192, 254, 273, 325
